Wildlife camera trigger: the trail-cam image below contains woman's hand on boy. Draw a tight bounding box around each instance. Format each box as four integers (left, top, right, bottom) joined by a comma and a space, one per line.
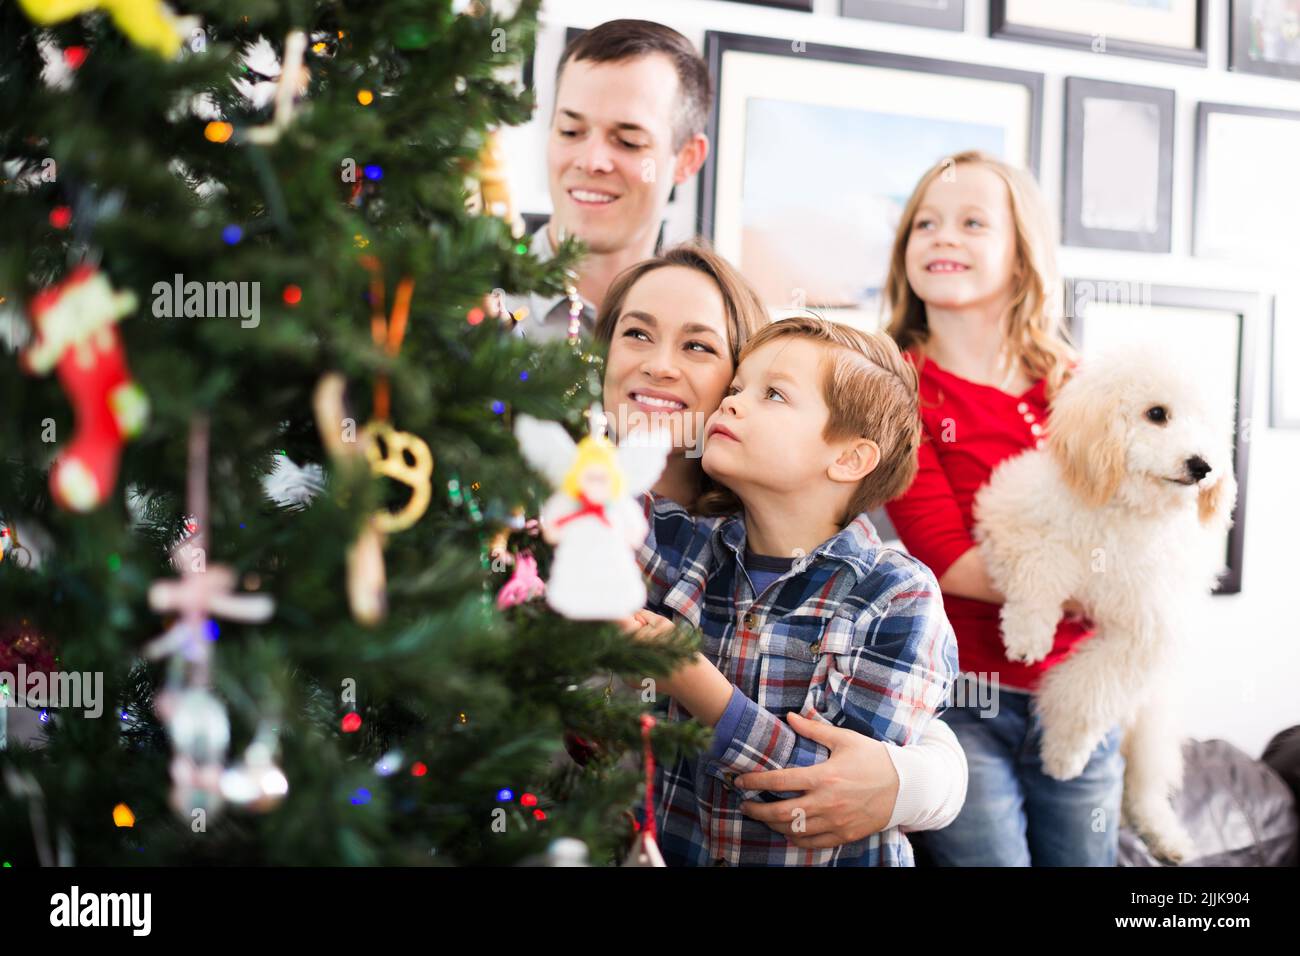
733, 712, 900, 849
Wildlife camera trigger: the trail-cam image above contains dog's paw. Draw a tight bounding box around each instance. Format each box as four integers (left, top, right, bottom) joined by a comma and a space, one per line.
1144, 824, 1195, 866
1038, 714, 1101, 780
999, 605, 1056, 664
1040, 741, 1092, 781
1005, 643, 1052, 666
1127, 795, 1195, 865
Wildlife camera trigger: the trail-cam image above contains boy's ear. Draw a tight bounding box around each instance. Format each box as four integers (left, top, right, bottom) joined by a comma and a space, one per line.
828, 437, 881, 485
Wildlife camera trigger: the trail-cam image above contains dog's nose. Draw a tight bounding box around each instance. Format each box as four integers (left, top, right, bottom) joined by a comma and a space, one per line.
1185, 455, 1211, 482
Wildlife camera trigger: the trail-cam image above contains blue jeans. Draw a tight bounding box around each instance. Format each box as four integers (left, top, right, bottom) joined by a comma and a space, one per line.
919, 686, 1125, 867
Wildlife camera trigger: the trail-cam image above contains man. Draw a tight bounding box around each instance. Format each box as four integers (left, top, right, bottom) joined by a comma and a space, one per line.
505, 19, 711, 341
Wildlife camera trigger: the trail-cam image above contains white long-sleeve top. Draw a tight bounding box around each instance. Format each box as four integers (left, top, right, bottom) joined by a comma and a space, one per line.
884, 717, 968, 832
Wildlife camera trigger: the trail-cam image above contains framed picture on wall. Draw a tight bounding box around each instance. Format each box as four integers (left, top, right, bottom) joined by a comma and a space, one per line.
990, 0, 1208, 66
1193, 102, 1300, 263
699, 31, 1042, 327
721, 0, 814, 9
842, 0, 966, 31
1065, 279, 1260, 594
524, 26, 586, 92
1230, 0, 1300, 81
1062, 77, 1174, 253
1272, 299, 1300, 429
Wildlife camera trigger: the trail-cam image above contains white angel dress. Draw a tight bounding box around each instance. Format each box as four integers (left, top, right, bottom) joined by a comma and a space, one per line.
515, 415, 670, 621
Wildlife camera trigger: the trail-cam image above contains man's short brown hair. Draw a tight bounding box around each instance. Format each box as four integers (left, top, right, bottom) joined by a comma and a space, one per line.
556, 19, 712, 152
741, 315, 922, 521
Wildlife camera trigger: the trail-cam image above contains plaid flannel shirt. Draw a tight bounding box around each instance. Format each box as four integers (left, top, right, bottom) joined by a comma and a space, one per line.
636, 493, 959, 866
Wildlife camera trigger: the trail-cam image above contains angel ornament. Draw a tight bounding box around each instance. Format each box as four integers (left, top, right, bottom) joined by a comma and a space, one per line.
514, 412, 669, 621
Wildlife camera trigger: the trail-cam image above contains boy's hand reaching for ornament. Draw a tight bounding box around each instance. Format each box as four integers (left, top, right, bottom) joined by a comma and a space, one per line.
617, 610, 733, 724
621, 613, 691, 697
619, 609, 676, 645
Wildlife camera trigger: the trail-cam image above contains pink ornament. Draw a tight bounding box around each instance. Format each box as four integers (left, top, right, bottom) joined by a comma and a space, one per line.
496, 552, 545, 609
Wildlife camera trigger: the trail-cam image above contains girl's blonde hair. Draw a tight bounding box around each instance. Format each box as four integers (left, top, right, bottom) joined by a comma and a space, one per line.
883, 150, 1078, 400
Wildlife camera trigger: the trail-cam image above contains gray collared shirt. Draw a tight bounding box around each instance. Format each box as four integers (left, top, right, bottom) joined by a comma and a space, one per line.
502, 223, 597, 343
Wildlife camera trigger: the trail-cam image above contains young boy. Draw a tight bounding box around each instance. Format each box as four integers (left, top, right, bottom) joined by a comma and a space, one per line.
629, 314, 959, 866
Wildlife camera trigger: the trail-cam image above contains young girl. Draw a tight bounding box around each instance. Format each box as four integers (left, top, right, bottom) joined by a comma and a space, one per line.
591, 239, 969, 854
882, 150, 1119, 866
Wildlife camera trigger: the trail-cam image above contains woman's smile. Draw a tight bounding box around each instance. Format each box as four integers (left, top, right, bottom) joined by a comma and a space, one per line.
627, 389, 688, 412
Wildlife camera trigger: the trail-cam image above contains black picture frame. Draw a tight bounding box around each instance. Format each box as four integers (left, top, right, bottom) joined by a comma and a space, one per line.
720, 0, 814, 9
700, 31, 1044, 239
1062, 77, 1174, 253
841, 0, 966, 31
698, 30, 1042, 319
990, 0, 1208, 67
1064, 279, 1260, 594
1229, 0, 1300, 81
524, 26, 586, 92
1271, 301, 1300, 429
1192, 101, 1300, 262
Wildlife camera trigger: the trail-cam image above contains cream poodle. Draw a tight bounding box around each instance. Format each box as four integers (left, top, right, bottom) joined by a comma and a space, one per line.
973, 348, 1238, 863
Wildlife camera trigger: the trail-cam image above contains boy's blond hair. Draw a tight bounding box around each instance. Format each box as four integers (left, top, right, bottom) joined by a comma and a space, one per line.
699, 314, 922, 524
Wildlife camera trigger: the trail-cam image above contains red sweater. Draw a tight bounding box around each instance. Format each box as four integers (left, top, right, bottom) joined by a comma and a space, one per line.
884, 350, 1094, 692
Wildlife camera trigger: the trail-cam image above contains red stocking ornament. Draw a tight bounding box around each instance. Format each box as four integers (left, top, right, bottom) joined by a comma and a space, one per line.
21, 267, 149, 512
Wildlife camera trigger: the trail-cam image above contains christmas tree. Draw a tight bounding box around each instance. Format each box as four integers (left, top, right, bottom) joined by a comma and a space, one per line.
0, 0, 705, 866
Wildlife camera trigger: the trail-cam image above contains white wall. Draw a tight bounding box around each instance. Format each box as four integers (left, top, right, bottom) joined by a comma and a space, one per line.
504, 0, 1300, 758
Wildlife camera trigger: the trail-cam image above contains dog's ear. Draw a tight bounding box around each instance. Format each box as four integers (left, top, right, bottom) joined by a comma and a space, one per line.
1197, 469, 1237, 530
1047, 373, 1126, 508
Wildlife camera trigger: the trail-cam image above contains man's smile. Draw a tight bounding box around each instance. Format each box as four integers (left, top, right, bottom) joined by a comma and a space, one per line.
568, 187, 619, 206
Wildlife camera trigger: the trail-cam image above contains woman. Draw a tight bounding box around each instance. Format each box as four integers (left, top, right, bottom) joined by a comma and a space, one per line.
595, 239, 967, 851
